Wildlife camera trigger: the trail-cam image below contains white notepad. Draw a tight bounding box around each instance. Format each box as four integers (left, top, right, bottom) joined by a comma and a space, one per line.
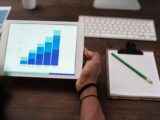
108, 50, 160, 99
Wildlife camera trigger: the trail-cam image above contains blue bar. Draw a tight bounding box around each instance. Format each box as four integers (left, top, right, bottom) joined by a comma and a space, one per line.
37, 47, 44, 54
29, 52, 36, 59
49, 73, 75, 76
28, 51, 36, 64
20, 31, 61, 66
36, 44, 44, 65
36, 54, 43, 65
43, 52, 51, 65
45, 42, 52, 52
28, 59, 35, 64
37, 43, 44, 53
43, 37, 52, 65
20, 57, 28, 64
43, 40, 52, 65
51, 50, 59, 66
20, 60, 27, 64
51, 31, 60, 66
52, 36, 60, 50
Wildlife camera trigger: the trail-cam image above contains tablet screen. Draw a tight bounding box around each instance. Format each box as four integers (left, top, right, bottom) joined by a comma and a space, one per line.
4, 23, 78, 76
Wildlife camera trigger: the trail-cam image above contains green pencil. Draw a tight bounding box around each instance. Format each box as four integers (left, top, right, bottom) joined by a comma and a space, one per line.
111, 53, 153, 84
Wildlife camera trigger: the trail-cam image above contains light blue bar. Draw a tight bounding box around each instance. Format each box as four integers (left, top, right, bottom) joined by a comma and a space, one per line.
21, 57, 28, 61
29, 50, 36, 54
46, 37, 53, 42
54, 30, 61, 36
37, 43, 44, 47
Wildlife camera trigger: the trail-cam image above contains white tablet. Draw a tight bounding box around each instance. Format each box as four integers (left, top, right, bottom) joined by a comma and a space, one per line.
0, 20, 84, 79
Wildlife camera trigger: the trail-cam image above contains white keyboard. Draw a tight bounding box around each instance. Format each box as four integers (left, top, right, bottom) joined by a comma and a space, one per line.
79, 16, 157, 41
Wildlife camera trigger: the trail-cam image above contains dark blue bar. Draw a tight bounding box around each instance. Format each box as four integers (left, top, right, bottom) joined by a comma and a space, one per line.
28, 51, 36, 65
36, 54, 43, 65
51, 50, 59, 66
49, 73, 75, 76
43, 52, 51, 65
28, 59, 35, 64
20, 60, 27, 64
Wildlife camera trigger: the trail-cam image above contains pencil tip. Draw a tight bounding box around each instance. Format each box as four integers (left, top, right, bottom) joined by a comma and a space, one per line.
147, 78, 153, 84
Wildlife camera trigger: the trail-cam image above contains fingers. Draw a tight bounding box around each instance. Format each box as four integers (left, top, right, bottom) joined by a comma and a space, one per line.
84, 48, 92, 59
84, 48, 101, 63
84, 48, 96, 59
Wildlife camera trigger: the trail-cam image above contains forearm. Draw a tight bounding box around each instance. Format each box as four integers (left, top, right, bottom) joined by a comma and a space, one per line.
80, 87, 105, 120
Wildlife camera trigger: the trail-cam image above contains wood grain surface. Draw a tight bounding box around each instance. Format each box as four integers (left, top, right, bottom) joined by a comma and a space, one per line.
1, 0, 160, 120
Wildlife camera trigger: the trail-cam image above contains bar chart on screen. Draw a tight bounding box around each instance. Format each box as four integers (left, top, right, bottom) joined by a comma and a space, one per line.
20, 30, 60, 66
4, 23, 78, 75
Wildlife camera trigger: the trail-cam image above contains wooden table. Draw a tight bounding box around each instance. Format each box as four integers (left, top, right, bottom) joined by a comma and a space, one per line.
1, 0, 160, 120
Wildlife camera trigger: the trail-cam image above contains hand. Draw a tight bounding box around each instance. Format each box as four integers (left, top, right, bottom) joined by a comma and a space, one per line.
75, 48, 101, 92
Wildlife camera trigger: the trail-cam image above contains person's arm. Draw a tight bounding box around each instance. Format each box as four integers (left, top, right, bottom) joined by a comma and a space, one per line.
76, 48, 105, 120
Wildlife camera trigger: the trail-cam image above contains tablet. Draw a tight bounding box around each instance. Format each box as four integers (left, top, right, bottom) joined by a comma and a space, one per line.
0, 20, 84, 79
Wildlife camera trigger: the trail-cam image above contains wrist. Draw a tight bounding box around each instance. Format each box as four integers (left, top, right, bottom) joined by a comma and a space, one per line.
80, 86, 98, 99
76, 78, 97, 92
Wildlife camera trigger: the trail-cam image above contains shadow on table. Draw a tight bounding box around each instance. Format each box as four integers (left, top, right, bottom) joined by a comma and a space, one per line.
0, 77, 12, 120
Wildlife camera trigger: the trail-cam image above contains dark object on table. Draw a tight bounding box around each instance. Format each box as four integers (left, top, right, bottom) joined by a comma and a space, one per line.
0, 78, 12, 120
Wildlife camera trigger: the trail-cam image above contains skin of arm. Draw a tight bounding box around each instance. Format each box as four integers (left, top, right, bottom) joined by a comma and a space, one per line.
75, 48, 105, 120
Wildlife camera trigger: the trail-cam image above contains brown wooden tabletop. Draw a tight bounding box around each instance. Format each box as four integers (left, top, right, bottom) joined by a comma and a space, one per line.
1, 0, 160, 120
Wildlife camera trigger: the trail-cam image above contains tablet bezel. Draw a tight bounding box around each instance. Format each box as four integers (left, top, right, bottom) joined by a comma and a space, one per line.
0, 20, 84, 79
